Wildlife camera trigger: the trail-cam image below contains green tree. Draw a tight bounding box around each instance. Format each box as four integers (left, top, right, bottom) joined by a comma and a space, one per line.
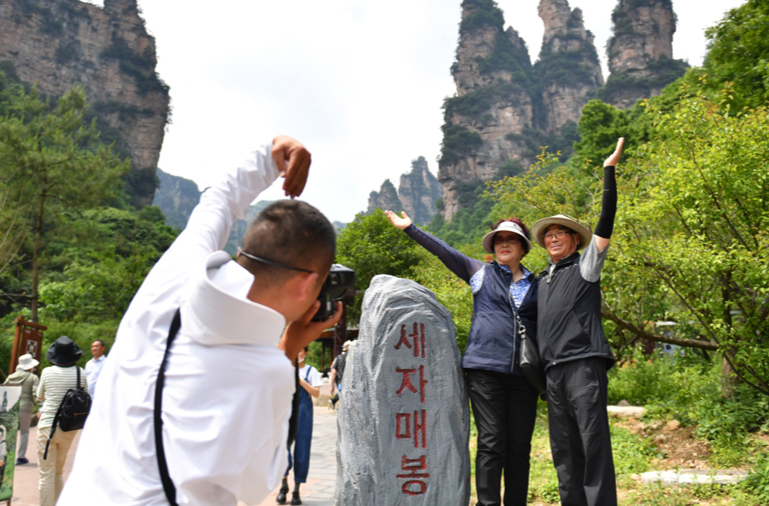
336, 209, 424, 323
0, 86, 129, 322
700, 0, 769, 111
608, 95, 769, 396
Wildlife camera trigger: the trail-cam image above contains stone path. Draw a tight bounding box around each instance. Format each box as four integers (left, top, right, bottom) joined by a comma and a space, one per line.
9, 426, 80, 506
252, 404, 337, 506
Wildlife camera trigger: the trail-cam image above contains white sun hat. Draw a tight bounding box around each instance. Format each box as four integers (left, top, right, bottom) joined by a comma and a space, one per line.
17, 354, 39, 371
481, 221, 532, 254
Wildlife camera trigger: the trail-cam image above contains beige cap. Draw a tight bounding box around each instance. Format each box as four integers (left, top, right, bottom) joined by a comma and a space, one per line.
531, 214, 592, 250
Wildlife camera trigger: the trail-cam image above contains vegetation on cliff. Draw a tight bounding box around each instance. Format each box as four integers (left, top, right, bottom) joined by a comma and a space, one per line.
0, 70, 177, 373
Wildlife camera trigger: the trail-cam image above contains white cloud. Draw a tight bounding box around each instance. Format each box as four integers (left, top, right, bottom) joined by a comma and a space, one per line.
82, 0, 746, 222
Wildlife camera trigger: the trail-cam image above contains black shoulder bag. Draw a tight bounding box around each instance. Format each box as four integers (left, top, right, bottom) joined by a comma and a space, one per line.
154, 309, 182, 506
516, 314, 547, 398
44, 367, 91, 459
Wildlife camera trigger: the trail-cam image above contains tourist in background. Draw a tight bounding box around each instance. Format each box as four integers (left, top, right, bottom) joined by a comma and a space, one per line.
329, 340, 351, 407
37, 336, 87, 506
4, 353, 39, 465
85, 339, 107, 399
385, 211, 539, 506
277, 346, 322, 505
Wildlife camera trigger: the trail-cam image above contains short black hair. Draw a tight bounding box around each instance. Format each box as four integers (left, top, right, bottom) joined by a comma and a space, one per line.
240, 200, 336, 285
93, 339, 106, 348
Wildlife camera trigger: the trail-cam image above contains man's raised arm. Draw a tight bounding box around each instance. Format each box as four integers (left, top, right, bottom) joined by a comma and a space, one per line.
594, 137, 623, 253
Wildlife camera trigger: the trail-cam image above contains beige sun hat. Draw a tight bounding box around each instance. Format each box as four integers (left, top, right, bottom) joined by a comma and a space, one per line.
531, 214, 592, 250
481, 221, 532, 254
342, 340, 352, 352
17, 354, 39, 371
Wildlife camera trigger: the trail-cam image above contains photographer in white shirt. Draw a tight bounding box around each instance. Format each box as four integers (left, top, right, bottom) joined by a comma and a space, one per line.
60, 136, 342, 506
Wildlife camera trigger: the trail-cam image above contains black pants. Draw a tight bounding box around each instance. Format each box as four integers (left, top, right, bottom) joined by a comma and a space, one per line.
546, 358, 617, 506
465, 369, 538, 506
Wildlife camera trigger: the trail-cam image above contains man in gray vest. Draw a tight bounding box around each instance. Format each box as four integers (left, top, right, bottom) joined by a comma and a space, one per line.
531, 138, 623, 506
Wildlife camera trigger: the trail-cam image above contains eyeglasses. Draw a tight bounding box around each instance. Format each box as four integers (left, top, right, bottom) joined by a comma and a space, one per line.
494, 235, 521, 246
237, 248, 314, 274
543, 230, 574, 242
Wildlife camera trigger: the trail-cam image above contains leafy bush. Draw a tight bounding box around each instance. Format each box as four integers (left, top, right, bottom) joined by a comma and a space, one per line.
439, 125, 483, 165
596, 57, 688, 103
741, 451, 769, 504
459, 0, 505, 32
443, 82, 525, 121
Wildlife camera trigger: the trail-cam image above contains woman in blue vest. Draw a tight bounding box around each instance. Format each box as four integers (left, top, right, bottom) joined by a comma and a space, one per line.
386, 211, 539, 506
277, 347, 322, 505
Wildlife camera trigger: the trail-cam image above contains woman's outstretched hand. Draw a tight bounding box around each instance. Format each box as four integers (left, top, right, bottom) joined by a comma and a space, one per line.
384, 210, 413, 230
604, 137, 624, 167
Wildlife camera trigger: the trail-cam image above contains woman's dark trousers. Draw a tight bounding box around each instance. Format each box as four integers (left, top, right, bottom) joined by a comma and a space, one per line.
466, 369, 539, 506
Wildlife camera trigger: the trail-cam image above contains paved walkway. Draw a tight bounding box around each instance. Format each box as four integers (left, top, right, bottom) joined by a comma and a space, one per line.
252, 405, 338, 506
10, 426, 80, 506
10, 395, 338, 506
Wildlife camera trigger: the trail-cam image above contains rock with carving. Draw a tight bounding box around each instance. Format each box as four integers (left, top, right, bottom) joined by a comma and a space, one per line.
335, 275, 470, 505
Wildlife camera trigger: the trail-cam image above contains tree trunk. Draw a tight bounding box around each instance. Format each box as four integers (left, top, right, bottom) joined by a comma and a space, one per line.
721, 354, 738, 398
30, 193, 45, 323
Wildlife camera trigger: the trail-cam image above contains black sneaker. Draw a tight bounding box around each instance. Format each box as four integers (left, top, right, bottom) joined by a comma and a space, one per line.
15, 458, 28, 465
290, 491, 302, 505
276, 481, 289, 504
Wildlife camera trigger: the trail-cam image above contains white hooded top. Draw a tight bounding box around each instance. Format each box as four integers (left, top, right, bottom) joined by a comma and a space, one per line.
59, 143, 295, 506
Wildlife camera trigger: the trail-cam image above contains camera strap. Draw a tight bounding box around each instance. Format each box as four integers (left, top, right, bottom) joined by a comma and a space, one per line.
154, 308, 181, 506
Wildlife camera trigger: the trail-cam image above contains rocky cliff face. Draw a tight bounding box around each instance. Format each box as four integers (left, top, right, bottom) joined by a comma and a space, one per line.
599, 0, 687, 108
366, 157, 442, 226
536, 0, 603, 133
438, 0, 600, 221
153, 170, 271, 253
396, 156, 443, 226
367, 179, 402, 216
154, 169, 201, 230
438, 0, 537, 221
0, 0, 170, 206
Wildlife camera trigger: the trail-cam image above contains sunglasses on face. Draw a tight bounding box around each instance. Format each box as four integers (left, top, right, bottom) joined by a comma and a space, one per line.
494, 235, 521, 246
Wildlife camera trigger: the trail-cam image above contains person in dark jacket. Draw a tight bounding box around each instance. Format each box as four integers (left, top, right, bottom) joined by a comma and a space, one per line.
385, 210, 539, 506
530, 138, 624, 506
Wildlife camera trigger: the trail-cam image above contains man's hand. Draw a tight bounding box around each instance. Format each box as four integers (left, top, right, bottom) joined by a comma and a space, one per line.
604, 137, 624, 167
384, 210, 413, 230
272, 135, 311, 198
279, 300, 343, 363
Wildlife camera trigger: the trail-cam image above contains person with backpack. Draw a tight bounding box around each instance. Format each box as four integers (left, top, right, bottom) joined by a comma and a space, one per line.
37, 336, 87, 506
4, 353, 39, 465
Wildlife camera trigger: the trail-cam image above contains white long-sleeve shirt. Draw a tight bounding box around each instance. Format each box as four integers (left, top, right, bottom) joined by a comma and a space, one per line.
85, 355, 105, 398
59, 144, 295, 506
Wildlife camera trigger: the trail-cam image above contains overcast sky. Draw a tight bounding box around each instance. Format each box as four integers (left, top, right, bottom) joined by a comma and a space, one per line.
86, 0, 744, 223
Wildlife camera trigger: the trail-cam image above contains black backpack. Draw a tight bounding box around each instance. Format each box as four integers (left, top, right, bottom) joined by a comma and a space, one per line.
44, 367, 91, 459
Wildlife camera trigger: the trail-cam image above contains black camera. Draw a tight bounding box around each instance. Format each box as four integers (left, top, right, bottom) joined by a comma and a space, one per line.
312, 264, 356, 321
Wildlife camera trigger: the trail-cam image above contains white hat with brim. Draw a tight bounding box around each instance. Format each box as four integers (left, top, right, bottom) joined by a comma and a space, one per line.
531, 214, 592, 250
17, 353, 39, 371
481, 221, 532, 254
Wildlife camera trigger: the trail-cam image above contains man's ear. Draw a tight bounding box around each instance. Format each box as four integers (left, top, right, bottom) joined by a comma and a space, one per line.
294, 271, 320, 302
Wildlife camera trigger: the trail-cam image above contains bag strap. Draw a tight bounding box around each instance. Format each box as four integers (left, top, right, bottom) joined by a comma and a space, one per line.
515, 314, 528, 340
154, 309, 182, 506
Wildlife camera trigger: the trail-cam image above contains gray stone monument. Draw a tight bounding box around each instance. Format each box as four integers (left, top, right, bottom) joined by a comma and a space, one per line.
335, 275, 470, 505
